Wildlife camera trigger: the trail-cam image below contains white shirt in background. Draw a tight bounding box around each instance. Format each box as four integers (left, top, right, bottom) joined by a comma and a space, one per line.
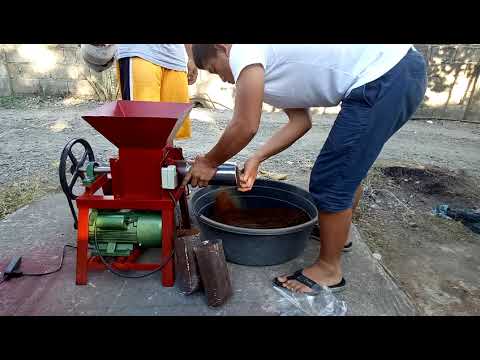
116, 44, 187, 72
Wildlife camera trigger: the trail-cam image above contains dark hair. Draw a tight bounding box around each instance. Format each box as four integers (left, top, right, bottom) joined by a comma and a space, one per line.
192, 44, 219, 70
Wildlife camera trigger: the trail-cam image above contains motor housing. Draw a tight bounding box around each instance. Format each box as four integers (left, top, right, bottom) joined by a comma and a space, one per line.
88, 210, 162, 256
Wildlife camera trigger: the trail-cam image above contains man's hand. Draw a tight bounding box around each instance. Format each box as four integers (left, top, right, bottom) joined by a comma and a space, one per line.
184, 44, 198, 85
187, 59, 198, 85
181, 155, 217, 188
238, 156, 261, 192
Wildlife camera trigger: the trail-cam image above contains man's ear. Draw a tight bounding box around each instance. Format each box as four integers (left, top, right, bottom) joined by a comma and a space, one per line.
214, 44, 229, 55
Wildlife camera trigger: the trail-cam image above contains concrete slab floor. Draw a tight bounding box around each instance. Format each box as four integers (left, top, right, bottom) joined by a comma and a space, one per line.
0, 193, 416, 316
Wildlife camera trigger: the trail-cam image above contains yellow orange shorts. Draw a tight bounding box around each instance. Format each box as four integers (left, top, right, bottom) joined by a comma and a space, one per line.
116, 56, 191, 140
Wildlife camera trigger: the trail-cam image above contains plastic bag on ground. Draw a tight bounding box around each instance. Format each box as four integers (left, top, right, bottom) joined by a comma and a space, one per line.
193, 238, 233, 307
174, 228, 202, 295
273, 285, 347, 316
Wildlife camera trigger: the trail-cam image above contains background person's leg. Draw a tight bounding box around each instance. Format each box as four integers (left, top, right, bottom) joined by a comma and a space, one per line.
117, 57, 163, 101
130, 57, 163, 101
160, 69, 191, 141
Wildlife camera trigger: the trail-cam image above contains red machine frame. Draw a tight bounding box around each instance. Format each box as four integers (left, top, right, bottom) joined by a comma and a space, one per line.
74, 100, 193, 287
75, 147, 191, 287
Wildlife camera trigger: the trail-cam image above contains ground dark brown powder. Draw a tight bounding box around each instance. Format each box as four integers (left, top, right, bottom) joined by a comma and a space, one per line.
211, 191, 310, 229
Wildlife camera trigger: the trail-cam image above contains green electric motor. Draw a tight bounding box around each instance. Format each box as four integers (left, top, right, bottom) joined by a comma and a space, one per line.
88, 210, 162, 256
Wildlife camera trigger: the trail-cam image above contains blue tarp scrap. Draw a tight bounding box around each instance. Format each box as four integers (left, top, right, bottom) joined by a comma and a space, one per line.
432, 204, 480, 234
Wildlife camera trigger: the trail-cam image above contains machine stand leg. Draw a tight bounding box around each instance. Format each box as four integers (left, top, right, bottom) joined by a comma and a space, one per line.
161, 208, 175, 287
76, 206, 89, 285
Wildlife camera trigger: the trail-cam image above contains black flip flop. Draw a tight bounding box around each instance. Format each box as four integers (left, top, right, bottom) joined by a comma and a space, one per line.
343, 242, 353, 252
273, 270, 346, 295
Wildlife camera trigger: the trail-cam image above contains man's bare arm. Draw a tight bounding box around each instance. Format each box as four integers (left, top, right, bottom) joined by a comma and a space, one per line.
252, 108, 312, 162
237, 108, 312, 191
204, 64, 265, 166
184, 44, 193, 59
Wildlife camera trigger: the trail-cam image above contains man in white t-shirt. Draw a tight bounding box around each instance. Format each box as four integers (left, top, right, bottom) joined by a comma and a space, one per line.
182, 44, 427, 295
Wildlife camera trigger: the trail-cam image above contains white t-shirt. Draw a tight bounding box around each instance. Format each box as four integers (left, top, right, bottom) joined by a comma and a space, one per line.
229, 44, 413, 108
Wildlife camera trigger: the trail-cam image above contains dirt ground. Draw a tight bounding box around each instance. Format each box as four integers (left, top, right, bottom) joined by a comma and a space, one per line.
1, 96, 479, 315
354, 164, 480, 315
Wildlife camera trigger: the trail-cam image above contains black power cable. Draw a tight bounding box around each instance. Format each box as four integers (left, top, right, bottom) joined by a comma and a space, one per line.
21, 244, 76, 276
0, 240, 174, 284
90, 233, 174, 279
0, 244, 81, 285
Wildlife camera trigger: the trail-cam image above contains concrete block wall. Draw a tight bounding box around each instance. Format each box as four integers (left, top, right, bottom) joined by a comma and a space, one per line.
0, 44, 104, 98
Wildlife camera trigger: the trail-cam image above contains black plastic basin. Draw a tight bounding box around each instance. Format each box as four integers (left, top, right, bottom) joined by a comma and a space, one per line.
191, 179, 318, 266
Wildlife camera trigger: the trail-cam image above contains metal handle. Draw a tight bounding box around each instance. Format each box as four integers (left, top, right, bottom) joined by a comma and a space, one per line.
176, 160, 239, 186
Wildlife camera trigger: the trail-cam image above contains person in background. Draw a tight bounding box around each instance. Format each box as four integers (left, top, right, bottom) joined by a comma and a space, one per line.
115, 44, 198, 142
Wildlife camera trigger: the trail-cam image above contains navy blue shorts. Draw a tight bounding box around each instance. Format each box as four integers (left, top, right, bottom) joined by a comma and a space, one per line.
309, 48, 428, 213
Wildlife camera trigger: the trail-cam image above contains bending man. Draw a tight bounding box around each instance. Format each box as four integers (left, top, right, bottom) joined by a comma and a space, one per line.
183, 44, 427, 294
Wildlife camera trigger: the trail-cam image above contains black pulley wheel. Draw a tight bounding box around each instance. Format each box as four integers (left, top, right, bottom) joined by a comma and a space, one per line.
59, 138, 95, 228
59, 138, 95, 199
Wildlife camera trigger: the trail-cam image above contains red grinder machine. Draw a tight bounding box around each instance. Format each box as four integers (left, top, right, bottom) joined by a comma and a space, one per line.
58, 100, 238, 287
